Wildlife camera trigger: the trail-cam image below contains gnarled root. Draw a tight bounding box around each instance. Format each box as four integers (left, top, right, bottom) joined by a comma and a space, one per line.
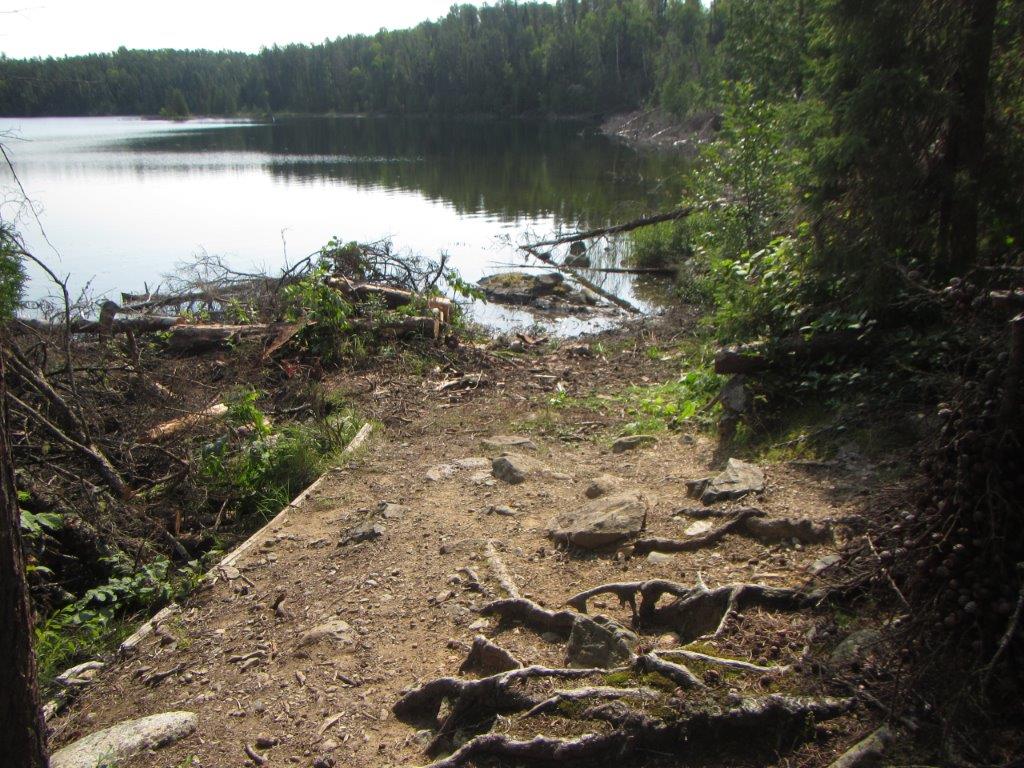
419, 694, 853, 768
393, 665, 604, 755
480, 597, 577, 637
634, 509, 833, 555
568, 579, 819, 642
522, 686, 659, 718
659, 649, 788, 675
632, 652, 705, 689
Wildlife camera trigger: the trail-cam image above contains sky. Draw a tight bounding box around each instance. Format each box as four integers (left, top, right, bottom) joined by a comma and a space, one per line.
0, 1, 542, 59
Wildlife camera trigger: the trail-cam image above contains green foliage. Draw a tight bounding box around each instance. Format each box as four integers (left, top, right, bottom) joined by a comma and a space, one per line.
20, 509, 63, 540
35, 554, 206, 690
282, 264, 356, 365
160, 87, 190, 118
624, 365, 725, 432
629, 220, 691, 269
0, 223, 25, 319
199, 391, 361, 524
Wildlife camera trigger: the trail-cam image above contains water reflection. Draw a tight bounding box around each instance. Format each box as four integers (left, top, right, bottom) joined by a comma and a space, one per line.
0, 116, 686, 333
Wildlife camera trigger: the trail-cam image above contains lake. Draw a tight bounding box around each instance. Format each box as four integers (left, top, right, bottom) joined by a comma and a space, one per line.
0, 116, 686, 333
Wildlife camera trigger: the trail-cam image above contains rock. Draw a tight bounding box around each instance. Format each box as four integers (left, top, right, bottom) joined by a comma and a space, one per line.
50, 711, 198, 768
584, 474, 622, 499
478, 272, 566, 305
491, 454, 542, 485
698, 458, 765, 504
220, 564, 242, 580
565, 250, 590, 268
340, 520, 384, 546
425, 464, 456, 482
297, 620, 355, 650
454, 456, 491, 469
829, 628, 881, 668
566, 615, 637, 668
646, 551, 675, 565
611, 434, 658, 453
482, 435, 537, 452
546, 492, 647, 549
470, 470, 496, 487
378, 502, 408, 520
490, 505, 518, 517
684, 520, 714, 536
810, 554, 842, 575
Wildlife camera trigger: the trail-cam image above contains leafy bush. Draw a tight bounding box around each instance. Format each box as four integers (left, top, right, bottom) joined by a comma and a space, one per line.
623, 365, 725, 433
35, 554, 206, 690
0, 223, 25, 319
630, 220, 692, 269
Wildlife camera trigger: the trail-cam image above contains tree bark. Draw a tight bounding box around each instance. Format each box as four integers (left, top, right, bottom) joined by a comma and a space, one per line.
941, 0, 998, 274
0, 351, 50, 766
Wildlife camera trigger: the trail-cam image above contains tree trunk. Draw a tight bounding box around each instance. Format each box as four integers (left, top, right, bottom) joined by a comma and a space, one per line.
0, 352, 50, 767
942, 0, 998, 274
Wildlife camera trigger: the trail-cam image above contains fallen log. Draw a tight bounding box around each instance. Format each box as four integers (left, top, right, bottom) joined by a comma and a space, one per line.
143, 403, 229, 443
324, 276, 453, 323
15, 316, 183, 335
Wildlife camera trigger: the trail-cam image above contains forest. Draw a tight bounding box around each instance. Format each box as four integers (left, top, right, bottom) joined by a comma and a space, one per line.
2, 0, 1024, 766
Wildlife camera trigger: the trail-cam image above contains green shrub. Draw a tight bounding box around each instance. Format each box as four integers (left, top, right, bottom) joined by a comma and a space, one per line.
0, 223, 25, 319
630, 220, 692, 269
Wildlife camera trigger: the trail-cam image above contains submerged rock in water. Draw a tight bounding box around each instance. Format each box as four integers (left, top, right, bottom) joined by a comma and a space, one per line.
477, 271, 598, 313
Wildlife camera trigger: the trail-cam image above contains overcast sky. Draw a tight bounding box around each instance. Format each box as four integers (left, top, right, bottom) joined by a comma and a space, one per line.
0, 1, 539, 59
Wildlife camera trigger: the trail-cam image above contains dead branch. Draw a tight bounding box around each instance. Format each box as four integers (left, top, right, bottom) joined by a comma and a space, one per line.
143, 403, 228, 443
522, 206, 700, 250
521, 244, 641, 314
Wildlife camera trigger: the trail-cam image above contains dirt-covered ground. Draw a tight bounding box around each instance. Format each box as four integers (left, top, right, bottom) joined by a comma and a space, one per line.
47, 311, 902, 768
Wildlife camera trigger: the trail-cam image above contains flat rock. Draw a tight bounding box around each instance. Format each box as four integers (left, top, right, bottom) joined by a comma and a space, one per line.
470, 470, 496, 487
611, 434, 658, 453
491, 454, 543, 485
297, 619, 355, 650
546, 492, 647, 549
454, 456, 491, 469
482, 435, 537, 452
830, 628, 881, 668
566, 615, 637, 668
646, 551, 675, 565
50, 711, 197, 768
584, 474, 622, 499
809, 553, 842, 575
684, 520, 714, 536
340, 520, 384, 546
425, 464, 457, 482
699, 458, 765, 504
378, 502, 408, 520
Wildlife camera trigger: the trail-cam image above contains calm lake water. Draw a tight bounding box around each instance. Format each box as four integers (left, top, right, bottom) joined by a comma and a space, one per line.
0, 116, 686, 332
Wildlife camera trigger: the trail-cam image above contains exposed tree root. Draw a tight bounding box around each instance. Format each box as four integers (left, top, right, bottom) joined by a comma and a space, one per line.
659, 649, 788, 675
480, 597, 577, 636
633, 509, 833, 555
632, 652, 705, 689
393, 665, 604, 755
484, 540, 520, 598
633, 508, 764, 554
417, 694, 853, 768
567, 579, 818, 641
522, 686, 658, 718
826, 726, 894, 768
459, 635, 523, 675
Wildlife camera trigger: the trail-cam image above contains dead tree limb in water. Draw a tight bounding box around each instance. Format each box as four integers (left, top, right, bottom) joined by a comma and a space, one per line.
523, 205, 701, 249
521, 245, 642, 314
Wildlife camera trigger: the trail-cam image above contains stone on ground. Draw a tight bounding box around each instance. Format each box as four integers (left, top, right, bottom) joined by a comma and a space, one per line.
566, 615, 638, 668
584, 473, 622, 499
546, 492, 647, 549
50, 711, 197, 768
491, 453, 543, 484
297, 619, 356, 651
454, 456, 491, 469
482, 435, 537, 452
698, 458, 765, 504
611, 434, 658, 453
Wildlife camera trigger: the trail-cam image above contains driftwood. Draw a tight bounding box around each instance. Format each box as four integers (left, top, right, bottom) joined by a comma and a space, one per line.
325, 276, 453, 324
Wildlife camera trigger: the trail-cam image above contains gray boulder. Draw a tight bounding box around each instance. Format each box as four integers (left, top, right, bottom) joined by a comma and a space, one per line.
697, 458, 765, 504
50, 711, 197, 768
584, 473, 622, 499
566, 615, 637, 668
491, 454, 542, 485
612, 434, 657, 453
547, 492, 647, 549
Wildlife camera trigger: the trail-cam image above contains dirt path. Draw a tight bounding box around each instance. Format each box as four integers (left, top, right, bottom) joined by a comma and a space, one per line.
48, 319, 890, 768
